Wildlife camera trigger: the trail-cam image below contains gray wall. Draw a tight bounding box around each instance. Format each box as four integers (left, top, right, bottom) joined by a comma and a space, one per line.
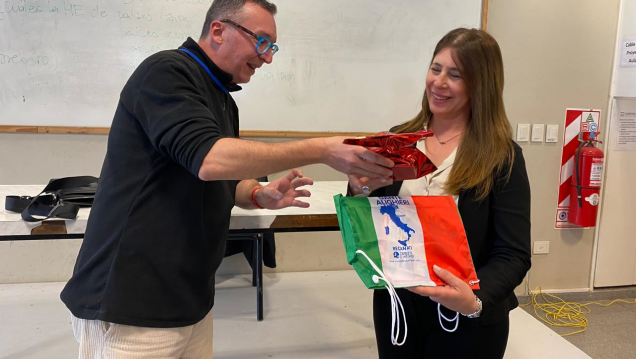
488, 0, 620, 290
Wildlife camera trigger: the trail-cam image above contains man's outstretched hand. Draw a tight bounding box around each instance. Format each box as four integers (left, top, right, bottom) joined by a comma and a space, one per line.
254, 169, 314, 209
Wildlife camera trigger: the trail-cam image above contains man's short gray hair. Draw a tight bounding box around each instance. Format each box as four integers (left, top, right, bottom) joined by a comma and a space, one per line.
200, 0, 277, 39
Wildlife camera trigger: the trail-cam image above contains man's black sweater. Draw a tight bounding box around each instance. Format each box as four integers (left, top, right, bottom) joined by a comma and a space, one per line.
61, 38, 241, 328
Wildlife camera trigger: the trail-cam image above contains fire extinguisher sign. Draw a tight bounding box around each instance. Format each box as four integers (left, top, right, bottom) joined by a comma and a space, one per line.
555, 108, 602, 229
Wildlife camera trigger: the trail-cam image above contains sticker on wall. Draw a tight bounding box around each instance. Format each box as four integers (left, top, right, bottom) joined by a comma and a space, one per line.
620, 38, 636, 68
554, 108, 602, 229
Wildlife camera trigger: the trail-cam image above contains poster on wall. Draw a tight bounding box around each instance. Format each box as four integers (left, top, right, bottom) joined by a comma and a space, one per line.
614, 108, 636, 151
555, 108, 602, 229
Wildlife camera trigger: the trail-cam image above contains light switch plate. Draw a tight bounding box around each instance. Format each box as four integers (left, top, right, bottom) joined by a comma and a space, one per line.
533, 241, 550, 254
546, 125, 559, 143
516, 124, 530, 142
531, 124, 545, 142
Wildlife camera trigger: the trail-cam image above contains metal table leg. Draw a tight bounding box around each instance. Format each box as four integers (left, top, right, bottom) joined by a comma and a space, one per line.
255, 233, 264, 321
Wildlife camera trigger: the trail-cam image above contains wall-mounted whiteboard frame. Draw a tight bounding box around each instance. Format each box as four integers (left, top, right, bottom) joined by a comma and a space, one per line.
0, 0, 488, 136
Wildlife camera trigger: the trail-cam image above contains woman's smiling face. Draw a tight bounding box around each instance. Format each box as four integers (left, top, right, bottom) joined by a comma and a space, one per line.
426, 48, 470, 120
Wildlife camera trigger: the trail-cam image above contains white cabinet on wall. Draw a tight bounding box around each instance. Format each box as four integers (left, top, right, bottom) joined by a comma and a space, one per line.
594, 98, 636, 287
593, 0, 636, 288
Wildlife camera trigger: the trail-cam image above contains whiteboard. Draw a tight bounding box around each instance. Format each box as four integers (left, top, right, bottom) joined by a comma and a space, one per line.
0, 0, 482, 132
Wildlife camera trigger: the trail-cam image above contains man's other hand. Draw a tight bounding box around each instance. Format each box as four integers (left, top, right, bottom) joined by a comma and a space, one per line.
254, 169, 313, 210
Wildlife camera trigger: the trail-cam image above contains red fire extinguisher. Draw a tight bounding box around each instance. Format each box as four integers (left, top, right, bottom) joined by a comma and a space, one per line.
568, 132, 604, 227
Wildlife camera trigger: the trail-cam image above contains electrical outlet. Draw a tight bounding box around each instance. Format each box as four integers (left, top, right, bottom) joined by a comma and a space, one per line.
533, 241, 550, 254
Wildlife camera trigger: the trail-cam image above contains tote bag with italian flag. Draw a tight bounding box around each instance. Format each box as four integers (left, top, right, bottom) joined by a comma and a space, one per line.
334, 194, 480, 344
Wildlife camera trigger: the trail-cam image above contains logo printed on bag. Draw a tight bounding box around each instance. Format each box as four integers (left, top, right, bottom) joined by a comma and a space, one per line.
380, 203, 414, 247
376, 197, 417, 261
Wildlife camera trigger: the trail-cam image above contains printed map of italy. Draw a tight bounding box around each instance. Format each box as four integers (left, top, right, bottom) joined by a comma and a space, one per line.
380, 204, 415, 247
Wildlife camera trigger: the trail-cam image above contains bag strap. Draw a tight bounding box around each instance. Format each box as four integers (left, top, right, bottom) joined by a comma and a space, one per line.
4, 176, 98, 222
355, 250, 408, 346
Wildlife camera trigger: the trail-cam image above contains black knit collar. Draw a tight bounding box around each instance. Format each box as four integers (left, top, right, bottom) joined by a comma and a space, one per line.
180, 37, 242, 92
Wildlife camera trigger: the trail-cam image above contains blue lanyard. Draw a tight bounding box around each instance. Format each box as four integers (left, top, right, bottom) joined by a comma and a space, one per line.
179, 48, 229, 94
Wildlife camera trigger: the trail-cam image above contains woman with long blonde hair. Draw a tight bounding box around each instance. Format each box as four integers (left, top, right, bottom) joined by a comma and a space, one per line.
348, 28, 531, 358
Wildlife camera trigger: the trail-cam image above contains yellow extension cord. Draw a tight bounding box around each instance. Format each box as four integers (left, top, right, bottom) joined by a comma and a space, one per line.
519, 286, 636, 336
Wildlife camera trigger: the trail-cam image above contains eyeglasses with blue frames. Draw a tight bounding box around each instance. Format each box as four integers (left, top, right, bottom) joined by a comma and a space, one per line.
220, 19, 279, 56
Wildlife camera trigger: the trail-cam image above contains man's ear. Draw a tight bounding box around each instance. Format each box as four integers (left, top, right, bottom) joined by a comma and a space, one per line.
208, 20, 224, 45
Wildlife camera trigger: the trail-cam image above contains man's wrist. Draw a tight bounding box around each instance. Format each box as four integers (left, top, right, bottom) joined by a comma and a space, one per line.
251, 185, 264, 209
297, 137, 325, 165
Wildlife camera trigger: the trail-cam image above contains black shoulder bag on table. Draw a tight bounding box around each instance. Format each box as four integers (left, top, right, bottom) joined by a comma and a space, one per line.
4, 176, 99, 222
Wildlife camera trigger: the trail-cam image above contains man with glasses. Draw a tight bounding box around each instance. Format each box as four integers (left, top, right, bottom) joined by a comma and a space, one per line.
61, 0, 393, 357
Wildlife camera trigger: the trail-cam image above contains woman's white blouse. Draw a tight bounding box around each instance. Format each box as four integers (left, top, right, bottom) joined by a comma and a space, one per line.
398, 139, 459, 205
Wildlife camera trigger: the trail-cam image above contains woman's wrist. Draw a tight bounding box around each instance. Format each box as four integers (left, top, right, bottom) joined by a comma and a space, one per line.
461, 295, 482, 318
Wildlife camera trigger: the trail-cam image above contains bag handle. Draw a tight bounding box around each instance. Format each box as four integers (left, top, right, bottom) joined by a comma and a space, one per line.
355, 249, 461, 344
4, 176, 98, 222
355, 250, 408, 346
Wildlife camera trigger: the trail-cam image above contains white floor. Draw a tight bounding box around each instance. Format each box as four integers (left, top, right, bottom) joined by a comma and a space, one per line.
0, 270, 591, 359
